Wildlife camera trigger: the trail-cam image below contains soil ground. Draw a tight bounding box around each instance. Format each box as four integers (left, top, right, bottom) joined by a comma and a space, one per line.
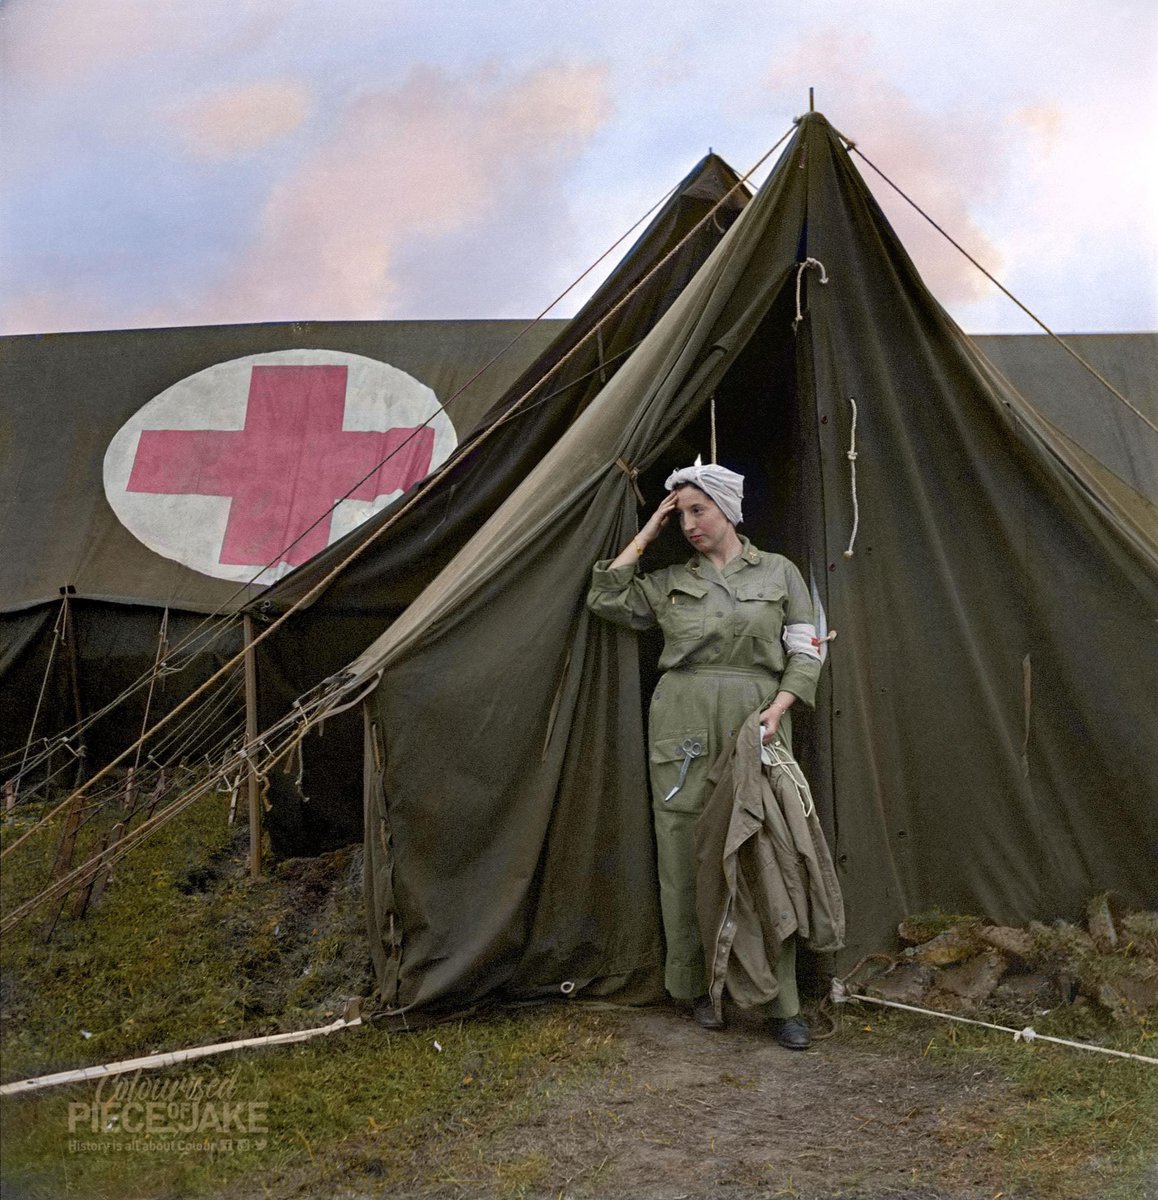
256, 1001, 1156, 1200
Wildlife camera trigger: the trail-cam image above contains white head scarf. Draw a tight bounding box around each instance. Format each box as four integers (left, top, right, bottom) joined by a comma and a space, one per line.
663, 456, 744, 526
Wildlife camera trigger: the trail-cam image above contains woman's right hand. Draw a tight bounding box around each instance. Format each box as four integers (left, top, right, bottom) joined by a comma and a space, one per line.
639, 491, 679, 547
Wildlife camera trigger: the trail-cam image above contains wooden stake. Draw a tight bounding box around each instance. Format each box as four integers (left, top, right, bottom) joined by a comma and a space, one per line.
4, 780, 15, 823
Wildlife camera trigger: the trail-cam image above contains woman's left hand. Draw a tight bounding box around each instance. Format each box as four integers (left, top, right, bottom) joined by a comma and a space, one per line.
760, 691, 796, 744
759, 706, 781, 744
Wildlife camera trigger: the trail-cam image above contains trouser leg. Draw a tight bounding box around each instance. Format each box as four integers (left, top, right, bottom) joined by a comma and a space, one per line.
652, 807, 706, 1000
766, 935, 799, 1018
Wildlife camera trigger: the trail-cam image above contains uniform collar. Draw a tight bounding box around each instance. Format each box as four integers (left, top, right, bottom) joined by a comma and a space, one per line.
687, 535, 760, 576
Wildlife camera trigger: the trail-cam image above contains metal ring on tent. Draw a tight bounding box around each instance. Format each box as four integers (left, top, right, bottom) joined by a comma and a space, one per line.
560, 980, 576, 995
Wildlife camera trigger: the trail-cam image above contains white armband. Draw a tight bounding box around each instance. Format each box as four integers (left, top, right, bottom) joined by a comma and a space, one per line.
782, 622, 823, 662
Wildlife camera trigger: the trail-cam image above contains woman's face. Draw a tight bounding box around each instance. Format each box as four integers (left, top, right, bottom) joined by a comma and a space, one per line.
674, 486, 734, 555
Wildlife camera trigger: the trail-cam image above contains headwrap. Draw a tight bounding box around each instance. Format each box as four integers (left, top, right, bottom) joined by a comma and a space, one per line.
663, 457, 744, 526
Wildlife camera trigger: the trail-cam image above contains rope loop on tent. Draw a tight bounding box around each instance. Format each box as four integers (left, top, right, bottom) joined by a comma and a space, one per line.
843, 396, 860, 559
615, 456, 646, 505
792, 257, 829, 333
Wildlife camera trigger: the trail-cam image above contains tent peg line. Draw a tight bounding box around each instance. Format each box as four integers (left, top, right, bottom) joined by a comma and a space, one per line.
0, 1013, 365, 1098
829, 978, 1158, 1066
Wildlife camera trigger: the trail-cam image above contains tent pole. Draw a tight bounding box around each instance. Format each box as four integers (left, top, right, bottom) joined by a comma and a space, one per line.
242, 614, 262, 878
809, 87, 815, 112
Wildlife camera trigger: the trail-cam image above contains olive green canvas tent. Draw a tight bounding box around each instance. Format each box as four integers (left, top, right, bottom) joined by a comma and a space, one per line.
0, 319, 561, 776
294, 113, 1156, 1014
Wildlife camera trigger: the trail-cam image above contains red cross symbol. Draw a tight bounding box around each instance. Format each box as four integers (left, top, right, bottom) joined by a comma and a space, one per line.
126, 364, 435, 567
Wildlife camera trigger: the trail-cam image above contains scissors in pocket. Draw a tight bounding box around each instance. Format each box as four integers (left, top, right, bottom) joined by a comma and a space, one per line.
662, 737, 704, 805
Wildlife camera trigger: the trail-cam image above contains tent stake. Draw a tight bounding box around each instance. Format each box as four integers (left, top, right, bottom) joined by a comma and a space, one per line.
243, 614, 262, 877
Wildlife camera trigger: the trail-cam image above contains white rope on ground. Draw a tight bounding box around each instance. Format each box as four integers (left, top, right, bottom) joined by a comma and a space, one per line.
0, 1015, 364, 1097
829, 979, 1158, 1065
792, 257, 829, 331
843, 396, 860, 559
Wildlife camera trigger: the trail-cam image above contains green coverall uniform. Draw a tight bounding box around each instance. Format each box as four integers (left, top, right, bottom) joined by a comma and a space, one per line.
587, 537, 822, 1004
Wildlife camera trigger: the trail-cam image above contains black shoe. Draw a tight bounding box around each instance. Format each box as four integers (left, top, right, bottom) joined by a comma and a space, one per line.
692, 994, 725, 1030
771, 1016, 811, 1049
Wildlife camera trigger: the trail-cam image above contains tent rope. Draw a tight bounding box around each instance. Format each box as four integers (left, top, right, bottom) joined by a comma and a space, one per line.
13, 596, 67, 794
710, 394, 718, 463
132, 608, 169, 774
843, 140, 1158, 438
843, 396, 860, 559
829, 977, 1158, 1066
792, 257, 829, 332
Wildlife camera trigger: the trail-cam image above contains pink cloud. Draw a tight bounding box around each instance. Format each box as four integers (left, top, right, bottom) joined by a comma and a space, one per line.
174, 80, 312, 160
195, 61, 612, 323
1, 0, 286, 88
767, 29, 1007, 306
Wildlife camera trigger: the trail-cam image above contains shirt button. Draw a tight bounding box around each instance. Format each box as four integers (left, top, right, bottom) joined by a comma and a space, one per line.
715, 610, 724, 618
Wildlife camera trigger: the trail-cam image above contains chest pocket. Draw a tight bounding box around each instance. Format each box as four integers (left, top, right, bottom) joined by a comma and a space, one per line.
660, 578, 709, 641
732, 577, 786, 642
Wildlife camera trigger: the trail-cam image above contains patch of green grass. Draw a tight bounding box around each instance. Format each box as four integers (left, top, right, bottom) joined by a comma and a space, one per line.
896, 1004, 1157, 1199
1, 1007, 621, 1199
1, 789, 371, 1082
1, 786, 622, 1199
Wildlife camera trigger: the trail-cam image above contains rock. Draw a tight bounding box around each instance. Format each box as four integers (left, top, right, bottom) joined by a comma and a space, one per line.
936, 951, 1009, 1003
993, 972, 1057, 1006
897, 915, 976, 946
865, 963, 934, 1005
1096, 972, 1158, 1021
1087, 894, 1119, 952
910, 926, 981, 966
979, 925, 1034, 962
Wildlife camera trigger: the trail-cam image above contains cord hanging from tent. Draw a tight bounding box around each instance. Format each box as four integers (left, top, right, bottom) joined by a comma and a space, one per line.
842, 396, 860, 558
710, 394, 718, 463
793, 257, 829, 332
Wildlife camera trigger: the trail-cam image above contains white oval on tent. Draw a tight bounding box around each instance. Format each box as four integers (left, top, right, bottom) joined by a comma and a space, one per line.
103, 349, 456, 585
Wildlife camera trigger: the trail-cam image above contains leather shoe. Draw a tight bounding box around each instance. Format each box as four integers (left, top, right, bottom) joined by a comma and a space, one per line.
771, 1016, 811, 1049
692, 994, 725, 1030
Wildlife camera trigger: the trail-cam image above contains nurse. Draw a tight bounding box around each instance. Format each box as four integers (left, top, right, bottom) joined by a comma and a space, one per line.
587, 461, 822, 1047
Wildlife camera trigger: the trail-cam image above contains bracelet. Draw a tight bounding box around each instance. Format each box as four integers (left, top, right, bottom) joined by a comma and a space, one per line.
633, 538, 645, 558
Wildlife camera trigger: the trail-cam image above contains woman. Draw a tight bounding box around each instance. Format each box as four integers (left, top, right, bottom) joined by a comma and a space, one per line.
587, 461, 822, 1048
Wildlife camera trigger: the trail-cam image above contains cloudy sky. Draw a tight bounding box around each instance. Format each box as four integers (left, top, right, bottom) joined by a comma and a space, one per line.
1, 0, 1155, 337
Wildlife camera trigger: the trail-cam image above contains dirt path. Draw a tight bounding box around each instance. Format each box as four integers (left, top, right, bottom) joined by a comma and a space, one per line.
389, 1003, 1021, 1200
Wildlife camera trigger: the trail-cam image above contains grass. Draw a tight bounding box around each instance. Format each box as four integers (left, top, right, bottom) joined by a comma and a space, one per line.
4, 785, 1156, 1199
1, 1006, 621, 1199
0, 787, 621, 1199
863, 1003, 1158, 1199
